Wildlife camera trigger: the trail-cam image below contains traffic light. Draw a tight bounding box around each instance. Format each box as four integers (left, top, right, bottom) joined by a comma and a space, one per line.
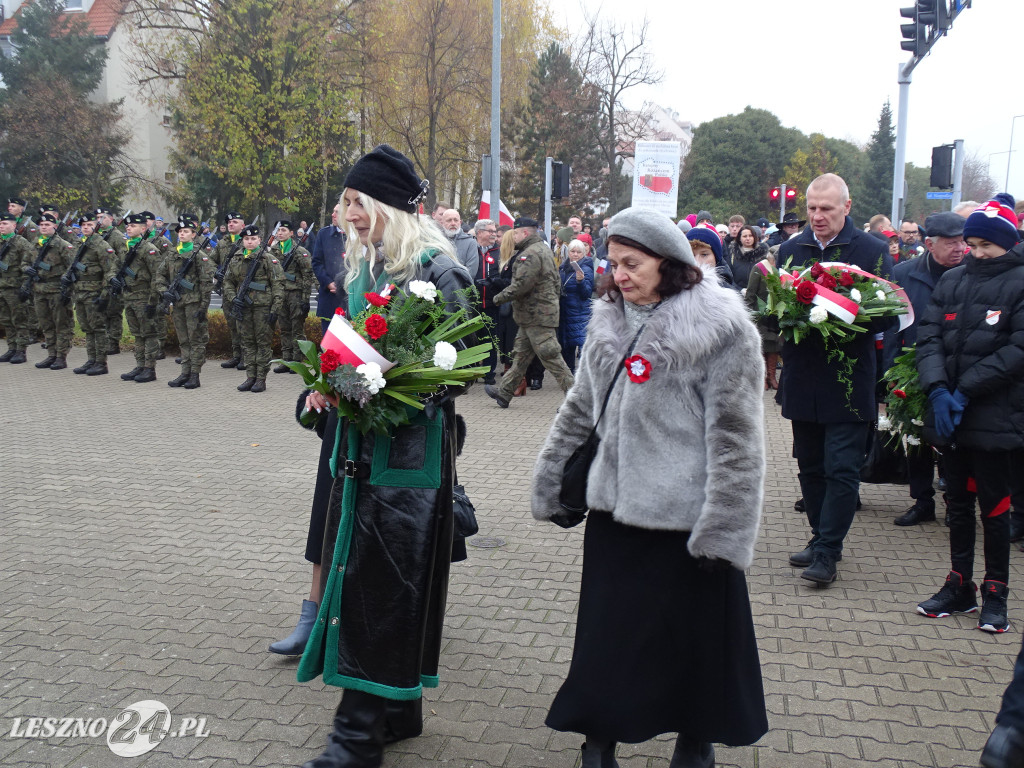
770, 187, 797, 201
930, 144, 954, 189
770, 188, 780, 201
551, 161, 571, 200
786, 187, 797, 201
900, 5, 926, 54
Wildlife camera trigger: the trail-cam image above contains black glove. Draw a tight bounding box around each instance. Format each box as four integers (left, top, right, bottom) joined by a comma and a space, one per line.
474, 278, 492, 289
94, 296, 109, 311
301, 300, 310, 315
18, 288, 32, 302
60, 275, 73, 291
695, 556, 733, 574
550, 509, 587, 529
266, 311, 278, 325
194, 307, 208, 320
491, 277, 511, 291
108, 276, 123, 293
24, 266, 38, 279
161, 291, 176, 304
145, 303, 156, 318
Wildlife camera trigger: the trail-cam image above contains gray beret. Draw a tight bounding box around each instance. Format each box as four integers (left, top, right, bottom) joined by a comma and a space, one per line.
608, 208, 696, 266
924, 212, 964, 239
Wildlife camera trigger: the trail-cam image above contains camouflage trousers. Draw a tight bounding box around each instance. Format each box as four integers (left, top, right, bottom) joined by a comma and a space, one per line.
76, 291, 109, 363
124, 300, 159, 368
156, 309, 168, 348
224, 306, 243, 360
33, 291, 74, 357
498, 324, 574, 401
173, 303, 209, 374
238, 306, 274, 378
105, 293, 124, 351
0, 287, 33, 351
278, 290, 309, 361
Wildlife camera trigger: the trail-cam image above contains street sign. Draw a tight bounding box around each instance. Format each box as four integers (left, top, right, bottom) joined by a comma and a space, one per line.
926, 191, 954, 200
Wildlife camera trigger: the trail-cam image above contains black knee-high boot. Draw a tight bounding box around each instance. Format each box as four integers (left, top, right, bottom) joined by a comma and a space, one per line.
383, 698, 422, 744
302, 690, 388, 768
580, 737, 619, 767
669, 734, 715, 768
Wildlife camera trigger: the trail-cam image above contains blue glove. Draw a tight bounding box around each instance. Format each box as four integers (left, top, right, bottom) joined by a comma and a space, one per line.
951, 389, 969, 428
929, 387, 963, 439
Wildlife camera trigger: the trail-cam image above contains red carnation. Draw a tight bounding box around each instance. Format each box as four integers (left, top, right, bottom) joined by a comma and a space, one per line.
839, 270, 854, 287
319, 349, 343, 374
364, 292, 390, 307
816, 272, 838, 290
334, 307, 345, 316
624, 354, 651, 383
364, 314, 388, 340
893, 389, 907, 399
809, 262, 825, 279
795, 280, 817, 305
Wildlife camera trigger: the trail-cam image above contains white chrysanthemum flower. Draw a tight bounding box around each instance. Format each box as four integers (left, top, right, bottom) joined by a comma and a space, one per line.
409, 280, 438, 302
876, 290, 887, 302
356, 362, 387, 394
432, 341, 457, 370
906, 435, 921, 446
809, 306, 828, 324
849, 288, 862, 303
877, 415, 892, 432
911, 418, 924, 427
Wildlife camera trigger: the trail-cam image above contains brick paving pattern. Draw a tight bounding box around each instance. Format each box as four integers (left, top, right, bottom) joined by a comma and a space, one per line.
2, 346, 1021, 767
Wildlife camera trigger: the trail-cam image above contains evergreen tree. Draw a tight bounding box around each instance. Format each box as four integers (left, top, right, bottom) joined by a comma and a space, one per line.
862, 101, 895, 219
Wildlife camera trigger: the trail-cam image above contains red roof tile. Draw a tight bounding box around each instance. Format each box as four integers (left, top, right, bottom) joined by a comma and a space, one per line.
0, 0, 127, 39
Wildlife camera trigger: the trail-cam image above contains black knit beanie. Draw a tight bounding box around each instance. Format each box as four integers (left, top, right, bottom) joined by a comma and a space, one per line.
343, 145, 429, 214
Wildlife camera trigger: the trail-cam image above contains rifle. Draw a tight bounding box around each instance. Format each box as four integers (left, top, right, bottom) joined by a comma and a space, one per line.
0, 228, 22, 276
280, 220, 315, 276
107, 231, 150, 297
213, 213, 260, 295
100, 210, 131, 243
59, 236, 93, 306
15, 216, 34, 237
158, 235, 212, 314
230, 224, 281, 321
18, 212, 75, 302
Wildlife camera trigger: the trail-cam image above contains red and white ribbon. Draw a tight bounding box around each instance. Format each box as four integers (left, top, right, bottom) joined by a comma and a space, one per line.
321, 313, 395, 372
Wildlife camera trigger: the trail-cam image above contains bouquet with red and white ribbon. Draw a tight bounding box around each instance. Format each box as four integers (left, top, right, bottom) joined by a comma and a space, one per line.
275, 281, 493, 434
758, 258, 911, 345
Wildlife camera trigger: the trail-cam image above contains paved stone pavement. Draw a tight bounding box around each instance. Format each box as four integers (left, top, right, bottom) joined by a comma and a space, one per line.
2, 345, 1022, 768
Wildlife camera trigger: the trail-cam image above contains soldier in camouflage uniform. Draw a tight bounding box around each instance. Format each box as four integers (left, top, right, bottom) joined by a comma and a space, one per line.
22, 212, 76, 369
114, 213, 166, 383
0, 212, 36, 363
143, 211, 173, 360
269, 219, 313, 373
212, 211, 248, 370
7, 196, 38, 239
159, 215, 214, 389
96, 208, 127, 355
485, 217, 574, 407
66, 211, 118, 376
223, 224, 283, 393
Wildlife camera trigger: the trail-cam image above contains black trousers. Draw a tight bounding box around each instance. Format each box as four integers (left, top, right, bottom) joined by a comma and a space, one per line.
943, 446, 1012, 585
792, 420, 870, 557
998, 634, 1024, 729
907, 446, 936, 513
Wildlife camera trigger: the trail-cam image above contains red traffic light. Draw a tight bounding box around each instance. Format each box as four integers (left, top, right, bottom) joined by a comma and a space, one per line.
770, 188, 781, 200
786, 188, 797, 199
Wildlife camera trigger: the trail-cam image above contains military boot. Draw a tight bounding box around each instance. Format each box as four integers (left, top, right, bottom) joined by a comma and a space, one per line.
86, 362, 108, 376
182, 373, 200, 389
49, 356, 67, 370
236, 358, 246, 370
134, 367, 157, 383
121, 366, 143, 380
221, 356, 240, 368
167, 371, 190, 387
107, 344, 120, 355
273, 363, 290, 373
237, 377, 256, 391
9, 350, 27, 364
35, 355, 57, 369
73, 359, 96, 374
0, 348, 15, 362
251, 378, 267, 393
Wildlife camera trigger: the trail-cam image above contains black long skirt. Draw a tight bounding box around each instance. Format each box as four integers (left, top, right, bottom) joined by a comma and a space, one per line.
545, 511, 769, 746
304, 409, 338, 564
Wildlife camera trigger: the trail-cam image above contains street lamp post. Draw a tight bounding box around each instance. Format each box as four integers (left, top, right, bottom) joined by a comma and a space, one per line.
1006, 114, 1024, 191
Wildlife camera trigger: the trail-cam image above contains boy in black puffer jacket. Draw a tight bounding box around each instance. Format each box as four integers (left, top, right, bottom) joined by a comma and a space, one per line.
914, 194, 1024, 635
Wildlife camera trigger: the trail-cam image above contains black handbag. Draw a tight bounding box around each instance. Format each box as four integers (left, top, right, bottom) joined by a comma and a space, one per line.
452, 482, 479, 538
557, 328, 644, 524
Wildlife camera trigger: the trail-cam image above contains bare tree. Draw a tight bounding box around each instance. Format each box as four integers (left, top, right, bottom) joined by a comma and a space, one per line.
572, 12, 662, 212
963, 150, 998, 202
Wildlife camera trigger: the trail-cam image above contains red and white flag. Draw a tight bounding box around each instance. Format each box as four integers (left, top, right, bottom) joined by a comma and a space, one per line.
595, 259, 609, 275
321, 313, 394, 372
479, 191, 514, 227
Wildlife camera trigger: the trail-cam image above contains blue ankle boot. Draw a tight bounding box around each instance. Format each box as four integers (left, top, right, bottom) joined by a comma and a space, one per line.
269, 599, 318, 655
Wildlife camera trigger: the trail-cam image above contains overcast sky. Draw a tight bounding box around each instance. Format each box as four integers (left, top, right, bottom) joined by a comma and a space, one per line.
545, 0, 1024, 198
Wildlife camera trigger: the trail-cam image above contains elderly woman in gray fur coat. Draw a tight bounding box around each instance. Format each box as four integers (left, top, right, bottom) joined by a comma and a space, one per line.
532, 207, 768, 768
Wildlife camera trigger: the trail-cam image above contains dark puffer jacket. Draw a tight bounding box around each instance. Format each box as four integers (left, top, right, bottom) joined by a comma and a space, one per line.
916, 244, 1024, 450
727, 242, 767, 291
557, 256, 594, 347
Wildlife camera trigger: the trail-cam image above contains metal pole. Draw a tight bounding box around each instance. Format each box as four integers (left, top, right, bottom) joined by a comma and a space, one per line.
779, 183, 786, 223
488, 0, 501, 223
951, 139, 964, 210
544, 157, 553, 238
892, 63, 912, 224
1007, 115, 1024, 191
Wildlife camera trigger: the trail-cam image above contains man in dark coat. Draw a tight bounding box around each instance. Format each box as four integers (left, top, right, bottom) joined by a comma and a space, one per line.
311, 203, 346, 333
779, 173, 894, 586
883, 212, 965, 527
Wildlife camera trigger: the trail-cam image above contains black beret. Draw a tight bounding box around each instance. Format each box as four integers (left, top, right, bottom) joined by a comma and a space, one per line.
241, 225, 260, 237
140, 210, 155, 220
39, 212, 59, 224
39, 204, 58, 214
274, 219, 294, 231
176, 216, 199, 230
224, 211, 244, 223
94, 207, 112, 216
343, 144, 429, 214
514, 217, 539, 229
126, 213, 147, 225
0, 212, 17, 222
79, 211, 97, 223
7, 197, 27, 207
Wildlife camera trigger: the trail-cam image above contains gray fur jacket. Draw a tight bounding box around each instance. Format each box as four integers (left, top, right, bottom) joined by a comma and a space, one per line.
531, 274, 766, 569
